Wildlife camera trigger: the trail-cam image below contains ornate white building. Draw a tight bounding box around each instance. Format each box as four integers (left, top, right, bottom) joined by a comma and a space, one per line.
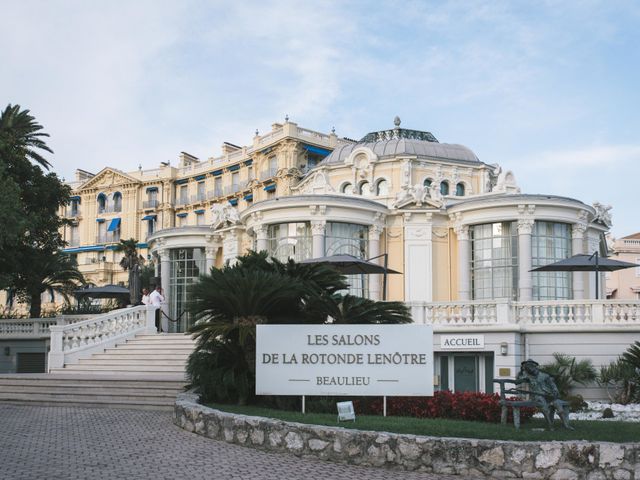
4, 117, 636, 395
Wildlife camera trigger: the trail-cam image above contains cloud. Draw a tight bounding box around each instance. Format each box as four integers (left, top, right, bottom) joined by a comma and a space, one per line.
521, 145, 640, 169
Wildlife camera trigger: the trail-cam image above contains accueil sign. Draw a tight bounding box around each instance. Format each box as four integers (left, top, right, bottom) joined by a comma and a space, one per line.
440, 334, 485, 350
256, 324, 433, 396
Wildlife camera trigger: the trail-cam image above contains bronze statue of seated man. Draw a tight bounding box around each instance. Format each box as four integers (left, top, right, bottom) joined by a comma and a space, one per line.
515, 359, 573, 430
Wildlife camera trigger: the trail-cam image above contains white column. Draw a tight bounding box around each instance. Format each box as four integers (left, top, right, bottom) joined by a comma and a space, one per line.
255, 225, 268, 253
159, 249, 171, 332
572, 223, 586, 300
455, 225, 471, 301
311, 221, 326, 258
517, 219, 534, 301
205, 247, 216, 273
403, 213, 433, 302
368, 225, 382, 300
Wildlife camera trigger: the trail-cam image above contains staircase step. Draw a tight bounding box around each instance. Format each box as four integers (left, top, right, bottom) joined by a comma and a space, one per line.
108, 345, 195, 351
61, 364, 186, 372
1, 385, 183, 395
0, 394, 176, 410
77, 358, 187, 366
91, 353, 190, 360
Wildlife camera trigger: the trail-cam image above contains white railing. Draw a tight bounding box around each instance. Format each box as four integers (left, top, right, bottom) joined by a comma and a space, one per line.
408, 300, 640, 330
0, 315, 92, 339
48, 305, 157, 371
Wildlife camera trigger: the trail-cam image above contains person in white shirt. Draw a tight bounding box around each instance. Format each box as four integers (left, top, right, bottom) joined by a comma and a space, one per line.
141, 288, 150, 306
149, 286, 165, 332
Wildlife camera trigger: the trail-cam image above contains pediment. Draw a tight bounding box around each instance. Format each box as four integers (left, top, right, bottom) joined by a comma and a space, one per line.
78, 168, 141, 191
291, 168, 335, 194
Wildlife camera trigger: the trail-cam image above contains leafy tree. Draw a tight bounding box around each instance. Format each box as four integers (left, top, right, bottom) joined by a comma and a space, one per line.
186, 251, 412, 405
0, 104, 77, 316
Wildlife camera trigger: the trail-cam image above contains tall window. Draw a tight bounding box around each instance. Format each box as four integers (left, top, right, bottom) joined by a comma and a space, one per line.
423, 178, 433, 188
267, 222, 312, 262
97, 221, 107, 243
269, 156, 278, 176
169, 248, 205, 332
440, 181, 450, 196
70, 199, 80, 216
456, 183, 465, 196
359, 181, 371, 196
231, 172, 239, 192
340, 182, 352, 194
113, 192, 122, 212
97, 194, 106, 214
70, 225, 79, 246
179, 185, 188, 204
376, 179, 389, 196
146, 219, 155, 238
532, 222, 572, 300
325, 222, 369, 297
471, 222, 519, 300
214, 177, 223, 197
197, 181, 205, 200
196, 212, 205, 226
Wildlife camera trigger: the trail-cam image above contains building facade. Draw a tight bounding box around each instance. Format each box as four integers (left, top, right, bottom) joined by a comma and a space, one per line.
606, 232, 640, 300
3, 117, 638, 396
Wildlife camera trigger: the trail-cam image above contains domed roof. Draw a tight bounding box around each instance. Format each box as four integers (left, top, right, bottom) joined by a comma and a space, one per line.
320, 118, 480, 165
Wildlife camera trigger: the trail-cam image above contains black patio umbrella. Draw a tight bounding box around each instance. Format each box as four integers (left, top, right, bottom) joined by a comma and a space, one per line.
530, 252, 639, 299
301, 254, 401, 300
74, 284, 131, 300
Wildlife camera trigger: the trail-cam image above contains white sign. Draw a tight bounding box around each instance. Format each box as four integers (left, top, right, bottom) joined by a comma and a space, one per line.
440, 334, 485, 350
256, 324, 433, 396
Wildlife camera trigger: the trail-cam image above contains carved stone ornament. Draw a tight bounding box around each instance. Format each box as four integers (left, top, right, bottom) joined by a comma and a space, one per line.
493, 167, 520, 193
592, 202, 613, 227
393, 183, 443, 209
293, 169, 335, 194
211, 202, 241, 230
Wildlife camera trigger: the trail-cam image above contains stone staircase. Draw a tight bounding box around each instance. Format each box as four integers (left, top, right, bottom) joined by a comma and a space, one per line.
0, 334, 196, 411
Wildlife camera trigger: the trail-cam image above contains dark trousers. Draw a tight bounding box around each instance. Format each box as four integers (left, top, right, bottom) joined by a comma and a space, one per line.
155, 308, 161, 332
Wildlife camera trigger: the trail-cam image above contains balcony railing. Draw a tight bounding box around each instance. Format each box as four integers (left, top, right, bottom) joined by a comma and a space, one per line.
191, 193, 207, 203
66, 209, 81, 218
143, 199, 159, 209
97, 205, 122, 214
175, 197, 189, 207
407, 299, 640, 330
96, 232, 120, 244
207, 189, 223, 200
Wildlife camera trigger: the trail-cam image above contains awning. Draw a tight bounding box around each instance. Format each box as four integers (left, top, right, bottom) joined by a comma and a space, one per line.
244, 159, 253, 166
70, 195, 81, 201
229, 199, 238, 206
263, 184, 276, 192
194, 209, 205, 214
244, 194, 253, 201
145, 186, 158, 192
228, 164, 240, 172
96, 218, 105, 223
194, 175, 206, 181
175, 179, 188, 185
303, 144, 331, 156
63, 245, 106, 253
142, 215, 157, 221
177, 213, 188, 218
212, 169, 223, 176
107, 218, 121, 232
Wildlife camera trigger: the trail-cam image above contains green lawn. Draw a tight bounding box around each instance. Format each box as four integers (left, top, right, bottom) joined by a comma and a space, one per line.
207, 403, 640, 443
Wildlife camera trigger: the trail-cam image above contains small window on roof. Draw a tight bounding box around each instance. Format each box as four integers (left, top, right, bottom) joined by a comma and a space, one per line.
341, 182, 352, 194
440, 181, 449, 196
423, 178, 432, 188
376, 179, 389, 196
456, 183, 465, 196
359, 181, 371, 196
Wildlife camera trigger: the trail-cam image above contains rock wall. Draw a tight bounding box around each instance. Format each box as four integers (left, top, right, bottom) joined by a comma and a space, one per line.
174, 393, 640, 479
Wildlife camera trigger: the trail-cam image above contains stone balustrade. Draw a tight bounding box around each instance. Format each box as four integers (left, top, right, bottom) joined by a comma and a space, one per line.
48, 305, 157, 370
0, 315, 92, 339
408, 300, 640, 331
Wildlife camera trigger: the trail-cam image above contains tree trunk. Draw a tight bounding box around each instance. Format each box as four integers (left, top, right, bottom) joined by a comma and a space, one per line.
29, 292, 42, 318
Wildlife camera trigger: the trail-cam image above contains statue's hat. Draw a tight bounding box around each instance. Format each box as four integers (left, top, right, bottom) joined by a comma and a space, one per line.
521, 359, 539, 366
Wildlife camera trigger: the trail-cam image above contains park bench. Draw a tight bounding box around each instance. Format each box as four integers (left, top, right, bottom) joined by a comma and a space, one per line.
493, 378, 570, 430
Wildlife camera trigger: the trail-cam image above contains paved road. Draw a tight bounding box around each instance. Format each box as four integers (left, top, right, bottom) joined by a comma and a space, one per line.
0, 405, 462, 480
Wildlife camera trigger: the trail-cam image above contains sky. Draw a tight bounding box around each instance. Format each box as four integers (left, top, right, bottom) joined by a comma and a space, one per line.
2, 0, 639, 237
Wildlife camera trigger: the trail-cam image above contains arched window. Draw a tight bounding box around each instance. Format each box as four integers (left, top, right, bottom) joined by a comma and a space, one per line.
456, 183, 465, 196
375, 179, 389, 196
359, 181, 371, 196
113, 192, 122, 212
423, 178, 433, 188
340, 182, 352, 194
440, 181, 449, 196
97, 193, 106, 214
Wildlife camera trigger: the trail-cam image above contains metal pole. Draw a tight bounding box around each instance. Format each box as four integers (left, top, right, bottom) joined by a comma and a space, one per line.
383, 396, 387, 417
383, 253, 388, 301
595, 251, 599, 300
302, 395, 305, 414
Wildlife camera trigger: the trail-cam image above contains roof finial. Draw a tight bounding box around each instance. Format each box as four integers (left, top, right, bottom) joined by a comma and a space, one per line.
331, 126, 336, 134
394, 116, 401, 127
285, 114, 289, 122
255, 128, 259, 136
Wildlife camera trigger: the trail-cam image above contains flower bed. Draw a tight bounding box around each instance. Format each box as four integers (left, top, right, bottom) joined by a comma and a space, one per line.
357, 390, 536, 423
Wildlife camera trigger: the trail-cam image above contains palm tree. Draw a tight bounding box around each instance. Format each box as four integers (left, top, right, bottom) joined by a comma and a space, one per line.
187, 251, 412, 404
541, 353, 597, 397
115, 238, 145, 305
0, 104, 53, 170
16, 252, 85, 318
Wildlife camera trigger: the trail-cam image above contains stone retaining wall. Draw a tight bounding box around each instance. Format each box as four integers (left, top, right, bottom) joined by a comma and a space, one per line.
174, 393, 639, 479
